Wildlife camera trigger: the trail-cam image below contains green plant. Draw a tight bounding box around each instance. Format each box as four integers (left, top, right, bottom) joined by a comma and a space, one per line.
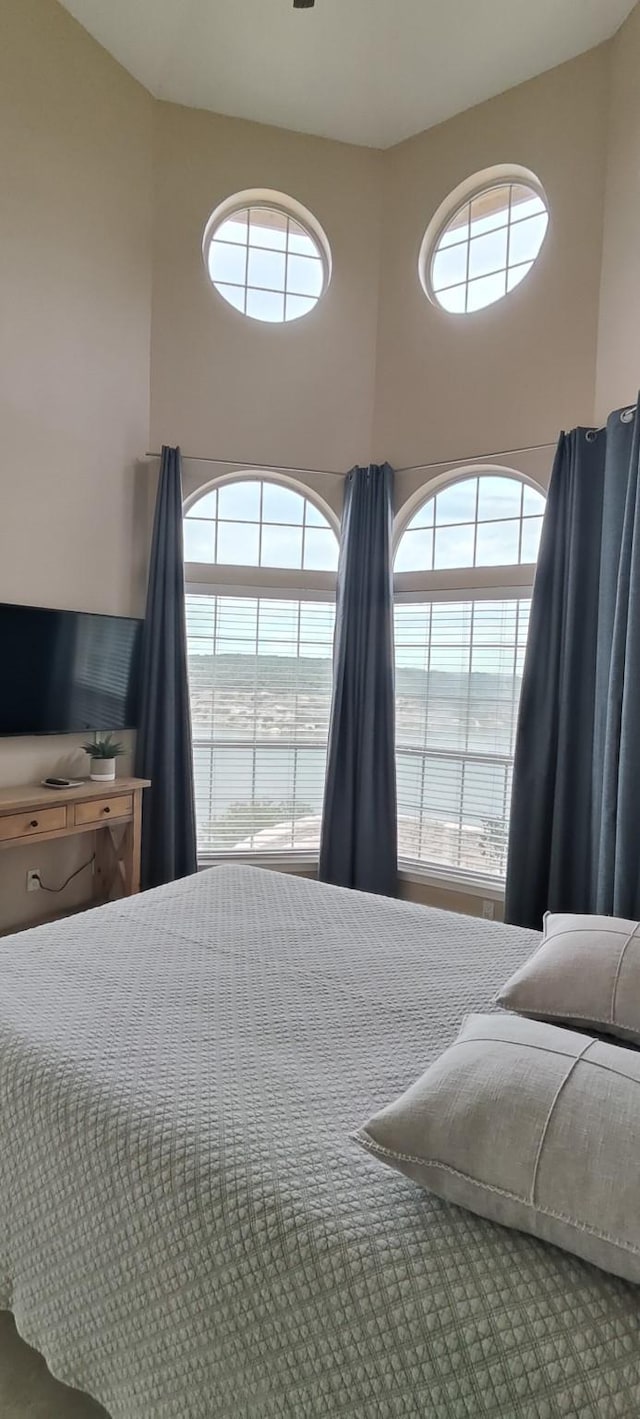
82, 732, 125, 760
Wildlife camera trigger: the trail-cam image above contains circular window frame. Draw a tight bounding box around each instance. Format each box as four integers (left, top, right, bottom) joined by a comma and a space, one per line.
202, 189, 332, 325
419, 164, 549, 316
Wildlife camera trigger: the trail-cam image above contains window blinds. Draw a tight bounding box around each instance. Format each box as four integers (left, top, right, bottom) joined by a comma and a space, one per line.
395, 598, 530, 877
186, 593, 335, 855
186, 591, 529, 876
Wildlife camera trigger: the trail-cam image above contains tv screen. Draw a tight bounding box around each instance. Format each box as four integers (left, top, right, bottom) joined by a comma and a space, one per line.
0, 602, 143, 736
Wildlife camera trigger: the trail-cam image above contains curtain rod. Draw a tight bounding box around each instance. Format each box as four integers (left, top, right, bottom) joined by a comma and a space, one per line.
396, 441, 557, 474
145, 440, 557, 478
146, 452, 344, 478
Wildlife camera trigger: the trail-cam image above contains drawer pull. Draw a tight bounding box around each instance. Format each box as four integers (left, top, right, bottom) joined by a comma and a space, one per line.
0, 806, 66, 842
73, 794, 131, 826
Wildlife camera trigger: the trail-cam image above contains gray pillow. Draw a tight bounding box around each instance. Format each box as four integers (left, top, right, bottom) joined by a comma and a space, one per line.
497, 912, 640, 1044
355, 1013, 640, 1284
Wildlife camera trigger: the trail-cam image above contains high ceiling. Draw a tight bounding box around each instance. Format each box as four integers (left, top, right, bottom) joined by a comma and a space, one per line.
58, 0, 635, 149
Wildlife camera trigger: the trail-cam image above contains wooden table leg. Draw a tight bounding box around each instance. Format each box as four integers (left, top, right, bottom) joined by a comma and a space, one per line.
94, 825, 117, 902
129, 790, 142, 894
94, 789, 143, 902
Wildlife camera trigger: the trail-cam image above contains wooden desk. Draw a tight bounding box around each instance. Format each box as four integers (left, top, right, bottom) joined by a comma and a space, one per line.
0, 778, 150, 913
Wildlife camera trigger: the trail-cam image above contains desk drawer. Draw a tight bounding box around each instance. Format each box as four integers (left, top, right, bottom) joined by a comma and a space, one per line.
74, 795, 133, 827
0, 806, 67, 842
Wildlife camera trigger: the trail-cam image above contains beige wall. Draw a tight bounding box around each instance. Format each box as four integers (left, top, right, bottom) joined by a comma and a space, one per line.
150, 103, 382, 474
374, 48, 611, 470
0, 0, 152, 928
150, 51, 612, 489
596, 3, 640, 418
398, 875, 504, 921
154, 50, 606, 577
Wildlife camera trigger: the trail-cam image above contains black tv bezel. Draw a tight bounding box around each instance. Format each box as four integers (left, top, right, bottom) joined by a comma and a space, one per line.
0, 599, 143, 738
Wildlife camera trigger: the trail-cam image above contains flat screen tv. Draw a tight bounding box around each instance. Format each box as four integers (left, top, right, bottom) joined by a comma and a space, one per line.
0, 602, 143, 736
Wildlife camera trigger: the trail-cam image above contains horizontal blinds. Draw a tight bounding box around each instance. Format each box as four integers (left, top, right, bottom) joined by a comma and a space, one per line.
186, 593, 335, 855
187, 590, 530, 875
395, 598, 530, 878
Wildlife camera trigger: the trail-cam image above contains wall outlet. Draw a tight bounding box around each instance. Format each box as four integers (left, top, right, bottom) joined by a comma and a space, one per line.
481, 899, 495, 920
26, 868, 41, 893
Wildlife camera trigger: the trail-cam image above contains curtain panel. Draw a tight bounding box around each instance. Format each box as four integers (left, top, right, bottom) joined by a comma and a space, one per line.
506, 401, 640, 927
319, 463, 398, 897
135, 446, 197, 889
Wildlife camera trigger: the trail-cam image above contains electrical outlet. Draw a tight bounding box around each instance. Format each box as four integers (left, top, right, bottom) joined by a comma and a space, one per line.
481, 899, 495, 920
26, 868, 41, 893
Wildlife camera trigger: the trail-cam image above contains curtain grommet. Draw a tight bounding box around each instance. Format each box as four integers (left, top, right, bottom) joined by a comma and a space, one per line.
621, 408, 635, 424
585, 429, 598, 442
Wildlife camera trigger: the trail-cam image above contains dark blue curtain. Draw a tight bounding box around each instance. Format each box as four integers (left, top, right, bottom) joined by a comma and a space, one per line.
135, 446, 197, 889
319, 464, 398, 897
505, 401, 640, 927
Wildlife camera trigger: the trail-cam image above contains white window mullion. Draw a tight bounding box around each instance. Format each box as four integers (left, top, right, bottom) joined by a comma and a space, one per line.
420, 600, 434, 861
500, 762, 511, 875
250, 598, 261, 850
417, 746, 428, 865
208, 593, 219, 843
291, 601, 303, 851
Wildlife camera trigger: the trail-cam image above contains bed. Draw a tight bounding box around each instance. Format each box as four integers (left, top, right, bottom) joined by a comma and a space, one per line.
0, 865, 639, 1418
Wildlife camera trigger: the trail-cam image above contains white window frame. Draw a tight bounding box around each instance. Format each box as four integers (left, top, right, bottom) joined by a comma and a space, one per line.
419, 163, 549, 315
184, 471, 338, 870
202, 188, 332, 324
393, 465, 545, 895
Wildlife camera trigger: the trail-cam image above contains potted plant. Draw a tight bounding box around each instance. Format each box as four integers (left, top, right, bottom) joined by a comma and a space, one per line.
82, 733, 125, 783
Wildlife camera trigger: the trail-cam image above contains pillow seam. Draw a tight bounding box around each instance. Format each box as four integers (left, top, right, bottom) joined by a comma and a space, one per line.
496, 1002, 640, 1037
610, 922, 640, 1028
529, 1038, 594, 1209
546, 925, 637, 942
353, 1130, 640, 1256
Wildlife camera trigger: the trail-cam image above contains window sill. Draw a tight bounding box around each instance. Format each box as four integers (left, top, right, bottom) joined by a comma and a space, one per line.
198, 852, 319, 875
398, 862, 505, 900
198, 852, 505, 901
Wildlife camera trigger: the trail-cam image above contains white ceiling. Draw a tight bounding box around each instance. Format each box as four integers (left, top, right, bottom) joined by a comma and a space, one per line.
58, 0, 635, 148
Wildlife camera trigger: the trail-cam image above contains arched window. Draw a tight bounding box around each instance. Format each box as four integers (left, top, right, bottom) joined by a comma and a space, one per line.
394, 471, 546, 882
184, 475, 339, 861
184, 476, 338, 571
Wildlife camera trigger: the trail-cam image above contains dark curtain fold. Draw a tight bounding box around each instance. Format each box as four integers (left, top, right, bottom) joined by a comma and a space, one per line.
505, 401, 640, 928
135, 445, 197, 889
319, 463, 398, 897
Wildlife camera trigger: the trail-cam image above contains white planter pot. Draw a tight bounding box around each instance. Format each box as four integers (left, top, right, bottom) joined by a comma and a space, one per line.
90, 759, 117, 782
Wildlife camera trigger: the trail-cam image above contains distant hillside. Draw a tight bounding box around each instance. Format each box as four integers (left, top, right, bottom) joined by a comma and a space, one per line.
188, 653, 332, 693
188, 652, 521, 701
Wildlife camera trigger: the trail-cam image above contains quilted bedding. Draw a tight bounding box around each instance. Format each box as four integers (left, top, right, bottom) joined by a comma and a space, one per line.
1, 865, 639, 1419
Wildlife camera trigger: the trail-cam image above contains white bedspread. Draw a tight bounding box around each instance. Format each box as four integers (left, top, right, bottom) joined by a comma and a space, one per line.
1, 866, 639, 1418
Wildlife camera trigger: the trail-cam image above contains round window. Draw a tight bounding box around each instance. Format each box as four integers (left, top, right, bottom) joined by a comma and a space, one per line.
204, 194, 330, 324
422, 173, 549, 315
